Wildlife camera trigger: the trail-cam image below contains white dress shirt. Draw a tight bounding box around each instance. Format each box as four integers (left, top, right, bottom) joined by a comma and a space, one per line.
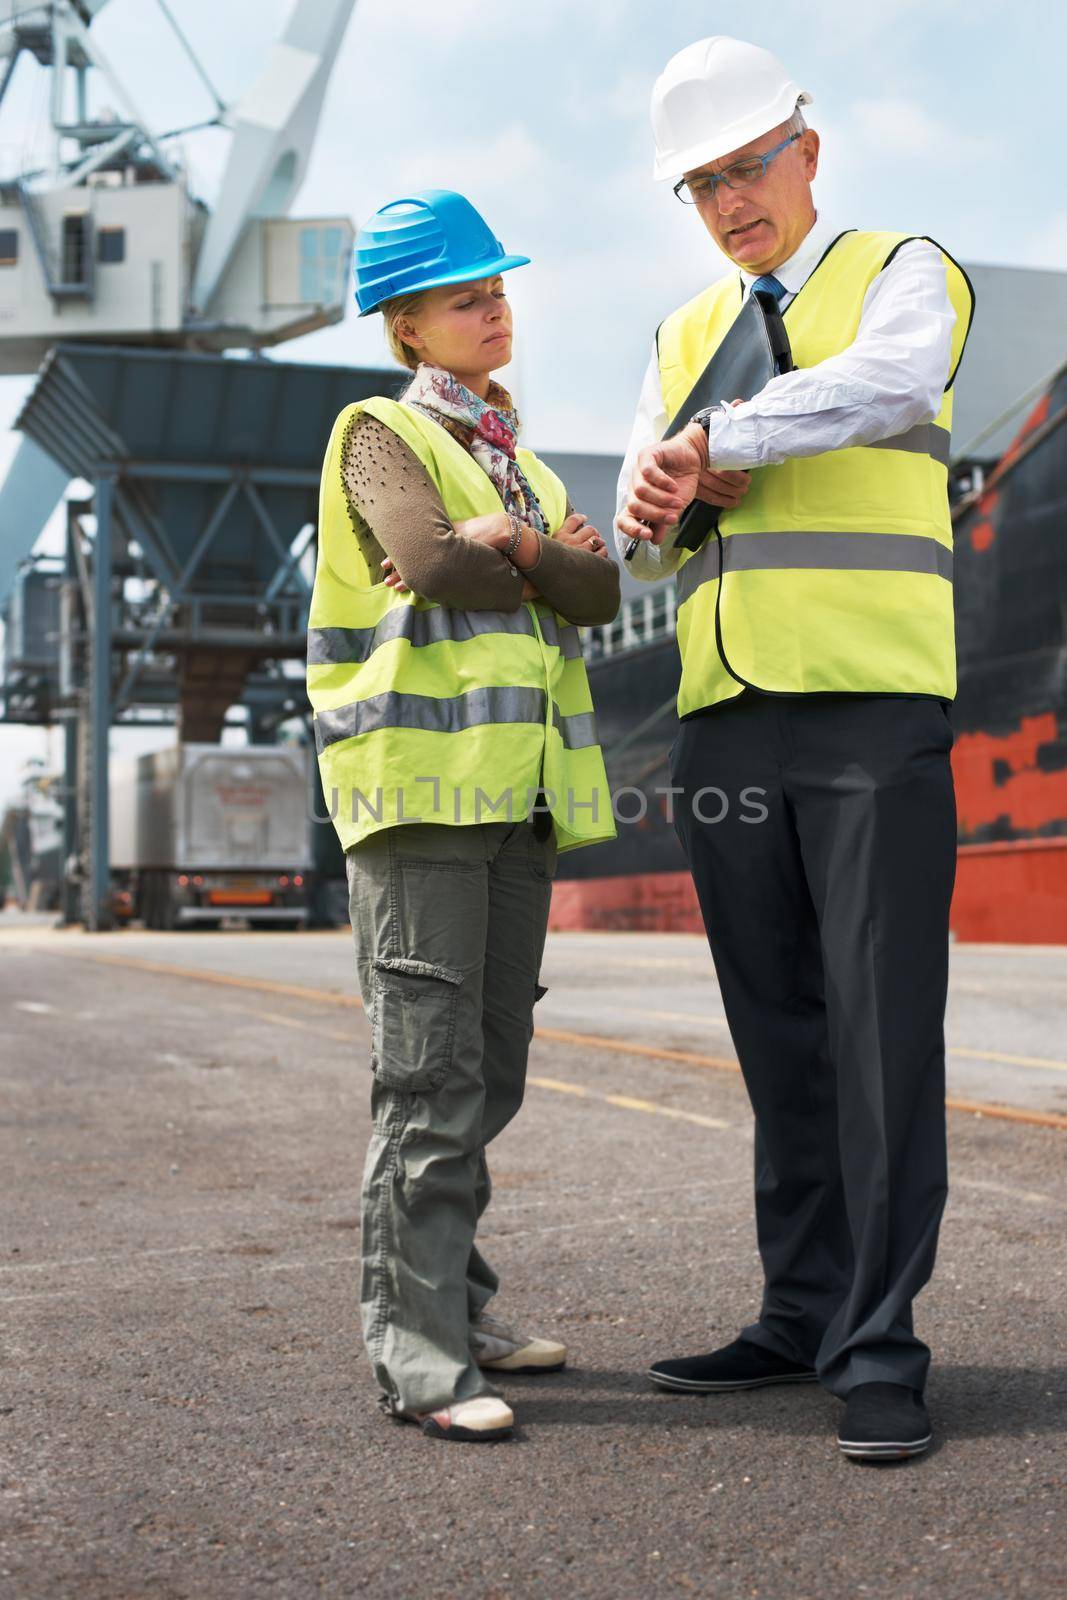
615, 214, 958, 580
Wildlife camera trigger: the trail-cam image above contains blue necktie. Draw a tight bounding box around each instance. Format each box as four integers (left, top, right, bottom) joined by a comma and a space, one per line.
750, 273, 787, 304
750, 274, 788, 375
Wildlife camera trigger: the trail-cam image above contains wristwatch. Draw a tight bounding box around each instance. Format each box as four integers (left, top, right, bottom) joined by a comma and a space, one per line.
690, 406, 718, 437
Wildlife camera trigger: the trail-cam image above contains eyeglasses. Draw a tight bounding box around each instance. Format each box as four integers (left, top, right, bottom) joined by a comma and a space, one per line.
673, 133, 802, 206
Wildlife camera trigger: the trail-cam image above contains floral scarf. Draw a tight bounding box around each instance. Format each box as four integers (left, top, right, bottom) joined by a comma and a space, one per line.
404, 362, 548, 535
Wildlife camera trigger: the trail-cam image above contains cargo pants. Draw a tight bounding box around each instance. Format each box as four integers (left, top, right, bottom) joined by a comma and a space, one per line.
345, 816, 556, 1415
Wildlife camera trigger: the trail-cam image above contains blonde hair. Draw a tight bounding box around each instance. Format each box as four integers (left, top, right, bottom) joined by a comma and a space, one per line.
380, 289, 430, 371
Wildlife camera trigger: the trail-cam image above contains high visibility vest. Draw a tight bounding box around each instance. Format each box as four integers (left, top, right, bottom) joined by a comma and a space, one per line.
307, 396, 615, 853
658, 230, 975, 714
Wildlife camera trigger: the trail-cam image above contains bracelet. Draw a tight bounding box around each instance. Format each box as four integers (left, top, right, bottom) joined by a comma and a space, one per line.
504, 514, 523, 560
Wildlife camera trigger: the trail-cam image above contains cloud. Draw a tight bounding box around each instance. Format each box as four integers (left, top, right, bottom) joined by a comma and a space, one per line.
563, 69, 652, 130
356, 0, 619, 43
1017, 211, 1067, 271
773, 0, 971, 57
846, 97, 995, 164
386, 124, 549, 198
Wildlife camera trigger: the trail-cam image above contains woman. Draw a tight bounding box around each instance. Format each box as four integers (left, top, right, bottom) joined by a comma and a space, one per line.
307, 189, 619, 1442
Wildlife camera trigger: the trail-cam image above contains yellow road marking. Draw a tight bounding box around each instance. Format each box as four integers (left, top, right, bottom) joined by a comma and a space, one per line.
2, 948, 366, 1009
938, 1097, 1067, 1131
546, 1007, 1067, 1074
528, 1077, 729, 1130
5, 941, 1067, 1131
949, 1045, 1067, 1072
217, 1003, 354, 1044
534, 1024, 739, 1074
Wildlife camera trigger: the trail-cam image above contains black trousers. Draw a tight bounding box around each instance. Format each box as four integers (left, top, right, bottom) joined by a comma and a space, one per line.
670, 692, 956, 1396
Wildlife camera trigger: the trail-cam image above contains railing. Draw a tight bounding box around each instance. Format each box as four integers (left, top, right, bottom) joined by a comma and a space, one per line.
583, 580, 677, 661
14, 178, 95, 302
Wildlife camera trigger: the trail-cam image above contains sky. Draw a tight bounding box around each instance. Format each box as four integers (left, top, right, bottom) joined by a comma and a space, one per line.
1, 0, 1065, 797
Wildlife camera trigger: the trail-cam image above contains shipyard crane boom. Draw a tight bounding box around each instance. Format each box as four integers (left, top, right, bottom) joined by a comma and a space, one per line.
191, 0, 358, 316
0, 0, 361, 609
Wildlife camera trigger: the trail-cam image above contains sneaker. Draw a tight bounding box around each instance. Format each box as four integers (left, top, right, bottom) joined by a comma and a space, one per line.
471, 1313, 567, 1374
837, 1383, 932, 1461
411, 1396, 515, 1442
650, 1335, 817, 1393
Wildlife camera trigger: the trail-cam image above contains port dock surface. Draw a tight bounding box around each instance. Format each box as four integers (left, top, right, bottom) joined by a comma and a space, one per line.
2, 917, 1064, 1598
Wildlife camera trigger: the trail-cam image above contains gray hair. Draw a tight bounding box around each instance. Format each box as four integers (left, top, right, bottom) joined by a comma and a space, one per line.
782, 104, 809, 139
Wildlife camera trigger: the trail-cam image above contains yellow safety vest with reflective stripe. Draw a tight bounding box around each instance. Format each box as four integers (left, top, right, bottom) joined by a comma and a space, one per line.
658, 230, 975, 715
307, 396, 615, 853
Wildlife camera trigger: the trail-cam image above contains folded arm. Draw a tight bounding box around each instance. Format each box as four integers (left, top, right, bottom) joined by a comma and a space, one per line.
341, 413, 526, 611
344, 413, 619, 624
527, 502, 620, 626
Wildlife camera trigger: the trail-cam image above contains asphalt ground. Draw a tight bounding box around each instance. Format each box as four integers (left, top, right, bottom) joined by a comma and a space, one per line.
1, 918, 1065, 1598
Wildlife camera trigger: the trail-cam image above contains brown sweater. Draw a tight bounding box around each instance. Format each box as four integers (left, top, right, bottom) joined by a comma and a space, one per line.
340, 412, 620, 627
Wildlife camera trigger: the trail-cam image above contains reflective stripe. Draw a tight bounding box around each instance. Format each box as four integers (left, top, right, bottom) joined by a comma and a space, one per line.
315, 685, 547, 753
552, 706, 599, 750
315, 683, 598, 755
676, 530, 953, 605
308, 605, 582, 667
538, 612, 583, 659
868, 422, 951, 466
308, 607, 535, 667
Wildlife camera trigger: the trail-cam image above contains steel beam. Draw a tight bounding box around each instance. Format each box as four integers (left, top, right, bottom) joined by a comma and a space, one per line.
88, 470, 115, 932
120, 462, 320, 487
61, 713, 79, 925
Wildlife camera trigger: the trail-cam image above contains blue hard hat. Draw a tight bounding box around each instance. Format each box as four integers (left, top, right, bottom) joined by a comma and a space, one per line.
353, 189, 530, 316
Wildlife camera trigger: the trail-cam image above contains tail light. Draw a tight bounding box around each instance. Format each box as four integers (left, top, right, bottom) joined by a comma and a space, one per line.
278, 874, 290, 888
293, 874, 304, 888
177, 873, 189, 887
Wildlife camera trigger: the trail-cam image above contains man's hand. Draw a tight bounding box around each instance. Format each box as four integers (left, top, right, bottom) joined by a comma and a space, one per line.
618, 422, 710, 544
694, 466, 751, 509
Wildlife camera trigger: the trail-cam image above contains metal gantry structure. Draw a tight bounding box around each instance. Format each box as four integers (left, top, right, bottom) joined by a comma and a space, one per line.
4, 342, 399, 927
0, 0, 386, 927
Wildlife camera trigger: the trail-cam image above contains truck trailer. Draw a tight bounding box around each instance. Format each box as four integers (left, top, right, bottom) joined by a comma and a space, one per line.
109, 745, 313, 930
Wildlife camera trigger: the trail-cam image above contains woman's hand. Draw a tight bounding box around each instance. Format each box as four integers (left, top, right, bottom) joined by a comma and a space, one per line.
554, 513, 608, 558
452, 513, 512, 549
617, 422, 710, 545
454, 512, 540, 571
380, 556, 411, 593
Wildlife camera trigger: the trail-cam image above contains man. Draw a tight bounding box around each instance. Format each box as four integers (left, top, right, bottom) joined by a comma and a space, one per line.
616, 36, 974, 1462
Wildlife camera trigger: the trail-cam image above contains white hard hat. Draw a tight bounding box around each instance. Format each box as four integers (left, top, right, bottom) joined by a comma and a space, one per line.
650, 36, 813, 182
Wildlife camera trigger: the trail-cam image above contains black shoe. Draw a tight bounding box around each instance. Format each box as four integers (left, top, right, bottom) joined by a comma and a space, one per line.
649, 1336, 818, 1393
837, 1383, 932, 1461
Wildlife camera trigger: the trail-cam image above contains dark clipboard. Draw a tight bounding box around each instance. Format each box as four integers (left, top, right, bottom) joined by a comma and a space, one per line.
624, 288, 793, 560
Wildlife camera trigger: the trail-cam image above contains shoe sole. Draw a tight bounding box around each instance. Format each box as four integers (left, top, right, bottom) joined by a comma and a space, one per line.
418, 1418, 513, 1442
477, 1358, 566, 1375
649, 1368, 819, 1393
838, 1434, 932, 1461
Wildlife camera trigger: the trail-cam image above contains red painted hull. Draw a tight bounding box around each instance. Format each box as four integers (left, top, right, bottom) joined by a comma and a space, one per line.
549, 842, 1067, 943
